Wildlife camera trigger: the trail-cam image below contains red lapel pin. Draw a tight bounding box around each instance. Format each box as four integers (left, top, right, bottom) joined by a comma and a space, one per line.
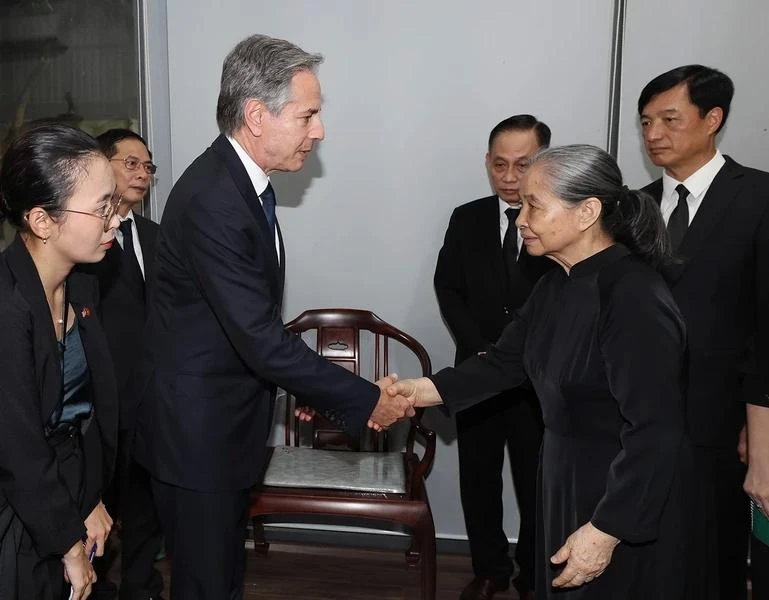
80, 307, 92, 319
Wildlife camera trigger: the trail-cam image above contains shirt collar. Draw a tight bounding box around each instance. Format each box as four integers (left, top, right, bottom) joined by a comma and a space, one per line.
227, 136, 271, 197
498, 196, 521, 219
119, 209, 137, 223
662, 149, 725, 199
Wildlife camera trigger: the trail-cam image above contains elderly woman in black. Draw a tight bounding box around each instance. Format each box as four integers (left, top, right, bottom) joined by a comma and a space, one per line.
386, 145, 696, 599
0, 124, 120, 599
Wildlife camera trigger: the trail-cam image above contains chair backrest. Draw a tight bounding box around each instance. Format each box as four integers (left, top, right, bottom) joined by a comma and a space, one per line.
281, 308, 432, 452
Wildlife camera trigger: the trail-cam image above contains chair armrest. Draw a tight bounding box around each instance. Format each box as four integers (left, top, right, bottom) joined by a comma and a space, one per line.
405, 409, 436, 498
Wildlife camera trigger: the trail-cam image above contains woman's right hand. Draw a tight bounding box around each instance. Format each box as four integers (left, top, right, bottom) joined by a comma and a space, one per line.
386, 376, 443, 408
62, 540, 96, 599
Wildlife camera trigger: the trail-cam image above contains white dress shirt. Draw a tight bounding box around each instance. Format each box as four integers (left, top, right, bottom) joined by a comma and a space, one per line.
116, 211, 145, 278
227, 137, 281, 262
498, 197, 524, 254
661, 150, 726, 226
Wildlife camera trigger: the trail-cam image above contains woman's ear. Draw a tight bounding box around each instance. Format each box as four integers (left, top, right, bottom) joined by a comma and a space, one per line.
25, 207, 53, 242
578, 197, 603, 231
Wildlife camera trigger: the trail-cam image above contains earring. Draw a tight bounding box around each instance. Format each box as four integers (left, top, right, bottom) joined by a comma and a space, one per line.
43, 236, 48, 244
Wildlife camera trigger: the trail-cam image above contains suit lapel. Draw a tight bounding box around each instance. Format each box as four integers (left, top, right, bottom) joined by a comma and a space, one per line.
5, 236, 61, 420
479, 197, 506, 292
210, 135, 281, 268
677, 157, 741, 260
135, 214, 157, 295
276, 221, 286, 304
646, 157, 742, 283
68, 271, 118, 471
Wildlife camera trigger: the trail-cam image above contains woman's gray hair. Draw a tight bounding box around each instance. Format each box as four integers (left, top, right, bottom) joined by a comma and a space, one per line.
529, 144, 674, 269
216, 34, 323, 136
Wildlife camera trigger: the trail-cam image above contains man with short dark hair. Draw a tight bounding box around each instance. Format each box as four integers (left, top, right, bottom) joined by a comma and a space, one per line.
87, 128, 163, 600
638, 64, 769, 600
434, 115, 553, 600
133, 34, 413, 599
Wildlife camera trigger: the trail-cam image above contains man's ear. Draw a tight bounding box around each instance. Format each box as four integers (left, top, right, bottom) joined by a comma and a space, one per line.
706, 106, 724, 135
243, 98, 267, 137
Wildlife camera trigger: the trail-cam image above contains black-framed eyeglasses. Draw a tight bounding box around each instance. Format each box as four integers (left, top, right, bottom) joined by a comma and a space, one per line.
110, 156, 157, 175
60, 193, 122, 232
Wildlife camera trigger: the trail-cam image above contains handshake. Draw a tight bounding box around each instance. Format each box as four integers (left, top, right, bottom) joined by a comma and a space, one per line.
294, 374, 444, 431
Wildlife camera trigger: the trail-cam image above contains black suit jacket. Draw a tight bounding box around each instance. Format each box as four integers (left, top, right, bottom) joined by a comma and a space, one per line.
81, 213, 159, 430
0, 236, 118, 555
644, 156, 769, 446
134, 135, 380, 492
434, 195, 553, 364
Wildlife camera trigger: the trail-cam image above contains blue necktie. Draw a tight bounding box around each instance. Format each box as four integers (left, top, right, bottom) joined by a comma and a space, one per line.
261, 182, 276, 235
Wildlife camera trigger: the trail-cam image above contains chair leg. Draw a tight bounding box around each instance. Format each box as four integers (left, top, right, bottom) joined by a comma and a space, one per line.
251, 517, 270, 554
405, 535, 421, 567
415, 509, 436, 600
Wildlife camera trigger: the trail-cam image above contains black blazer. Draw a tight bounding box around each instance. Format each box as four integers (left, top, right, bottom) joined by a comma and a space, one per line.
434, 195, 553, 364
644, 156, 769, 446
81, 213, 159, 430
134, 135, 380, 492
0, 236, 118, 556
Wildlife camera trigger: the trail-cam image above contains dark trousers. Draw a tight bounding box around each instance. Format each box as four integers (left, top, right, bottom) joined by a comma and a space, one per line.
691, 445, 750, 600
752, 534, 769, 599
456, 389, 543, 591
97, 429, 163, 599
150, 479, 250, 600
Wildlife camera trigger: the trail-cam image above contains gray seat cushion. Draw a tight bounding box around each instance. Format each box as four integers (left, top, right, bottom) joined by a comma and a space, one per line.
263, 446, 407, 494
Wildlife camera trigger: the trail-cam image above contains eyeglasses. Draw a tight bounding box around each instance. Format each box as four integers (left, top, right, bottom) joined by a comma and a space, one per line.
60, 193, 122, 232
110, 156, 157, 175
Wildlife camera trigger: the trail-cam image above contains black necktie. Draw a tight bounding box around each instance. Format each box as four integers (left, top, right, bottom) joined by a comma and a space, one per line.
261, 182, 277, 236
667, 184, 690, 250
118, 218, 144, 283
503, 206, 520, 279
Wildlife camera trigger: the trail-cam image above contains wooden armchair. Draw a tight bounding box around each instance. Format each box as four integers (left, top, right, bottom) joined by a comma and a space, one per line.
250, 308, 437, 599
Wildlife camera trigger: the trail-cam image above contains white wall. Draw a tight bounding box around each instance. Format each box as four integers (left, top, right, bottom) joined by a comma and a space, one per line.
164, 0, 615, 540
617, 0, 769, 187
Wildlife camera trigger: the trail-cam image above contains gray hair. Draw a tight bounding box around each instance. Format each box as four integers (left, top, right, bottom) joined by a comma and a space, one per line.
216, 34, 324, 136
529, 144, 674, 269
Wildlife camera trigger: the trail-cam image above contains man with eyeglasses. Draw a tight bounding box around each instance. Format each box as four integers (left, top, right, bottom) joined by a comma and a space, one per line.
85, 128, 163, 600
434, 115, 553, 600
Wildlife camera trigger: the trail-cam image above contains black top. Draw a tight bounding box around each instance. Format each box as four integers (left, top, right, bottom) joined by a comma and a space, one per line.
431, 245, 693, 596
0, 235, 118, 556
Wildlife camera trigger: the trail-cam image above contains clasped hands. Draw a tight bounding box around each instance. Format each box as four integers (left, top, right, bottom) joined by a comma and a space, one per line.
294, 376, 443, 431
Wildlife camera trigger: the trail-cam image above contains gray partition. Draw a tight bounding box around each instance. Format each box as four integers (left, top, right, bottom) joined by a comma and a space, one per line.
164, 0, 615, 541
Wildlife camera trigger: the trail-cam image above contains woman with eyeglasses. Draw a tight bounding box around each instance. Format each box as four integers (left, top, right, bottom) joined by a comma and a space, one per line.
0, 123, 121, 599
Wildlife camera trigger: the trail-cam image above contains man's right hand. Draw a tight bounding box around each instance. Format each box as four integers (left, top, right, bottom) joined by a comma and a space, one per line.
62, 540, 95, 599
368, 374, 415, 431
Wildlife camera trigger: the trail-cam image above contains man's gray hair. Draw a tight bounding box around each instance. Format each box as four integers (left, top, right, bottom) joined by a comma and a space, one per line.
216, 34, 323, 136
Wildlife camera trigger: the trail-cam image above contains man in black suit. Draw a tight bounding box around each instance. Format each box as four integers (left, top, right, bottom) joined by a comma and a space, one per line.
638, 65, 769, 600
87, 129, 164, 600
133, 34, 413, 599
434, 115, 553, 600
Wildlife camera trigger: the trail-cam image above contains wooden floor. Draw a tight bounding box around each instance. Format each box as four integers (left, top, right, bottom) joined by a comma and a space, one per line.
121, 542, 755, 599
148, 542, 523, 600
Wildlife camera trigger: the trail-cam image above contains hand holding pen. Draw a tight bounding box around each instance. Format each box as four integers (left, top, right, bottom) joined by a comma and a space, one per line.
63, 540, 96, 600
